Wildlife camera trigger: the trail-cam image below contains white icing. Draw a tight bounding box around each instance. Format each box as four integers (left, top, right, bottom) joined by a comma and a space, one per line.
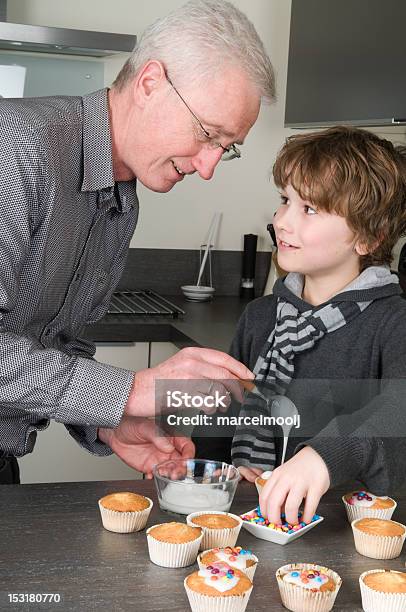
214, 550, 255, 570
198, 565, 239, 593
160, 483, 230, 514
284, 571, 329, 590
260, 471, 272, 480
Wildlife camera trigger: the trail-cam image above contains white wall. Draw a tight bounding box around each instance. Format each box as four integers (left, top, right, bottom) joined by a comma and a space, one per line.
8, 0, 290, 254
9, 0, 405, 261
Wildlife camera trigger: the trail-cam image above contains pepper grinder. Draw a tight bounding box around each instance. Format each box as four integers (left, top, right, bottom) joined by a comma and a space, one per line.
240, 233, 257, 300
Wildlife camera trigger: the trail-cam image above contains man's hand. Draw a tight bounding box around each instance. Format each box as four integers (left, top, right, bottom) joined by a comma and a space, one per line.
98, 417, 195, 478
124, 347, 254, 418
238, 466, 264, 483
259, 446, 330, 525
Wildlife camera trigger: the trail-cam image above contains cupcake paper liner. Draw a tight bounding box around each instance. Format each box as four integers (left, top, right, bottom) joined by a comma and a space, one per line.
342, 495, 396, 523
275, 563, 342, 612
197, 549, 258, 581
146, 524, 203, 568
184, 579, 253, 612
98, 496, 153, 533
254, 478, 263, 497
186, 511, 243, 551
359, 569, 406, 612
351, 519, 406, 560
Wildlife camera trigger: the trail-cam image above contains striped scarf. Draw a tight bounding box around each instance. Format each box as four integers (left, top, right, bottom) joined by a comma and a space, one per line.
231, 266, 399, 470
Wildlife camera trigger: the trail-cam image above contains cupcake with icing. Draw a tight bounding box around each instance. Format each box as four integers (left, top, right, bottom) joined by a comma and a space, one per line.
351, 517, 406, 559
255, 470, 272, 495
146, 521, 203, 568
186, 511, 243, 550
98, 492, 153, 533
359, 569, 406, 612
342, 490, 396, 522
276, 563, 342, 612
198, 546, 258, 581
184, 561, 253, 612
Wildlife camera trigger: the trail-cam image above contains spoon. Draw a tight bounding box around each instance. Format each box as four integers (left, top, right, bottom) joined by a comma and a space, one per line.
240, 380, 299, 465
270, 395, 299, 465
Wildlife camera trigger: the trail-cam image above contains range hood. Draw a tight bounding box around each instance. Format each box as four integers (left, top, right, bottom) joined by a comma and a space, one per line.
0, 0, 136, 57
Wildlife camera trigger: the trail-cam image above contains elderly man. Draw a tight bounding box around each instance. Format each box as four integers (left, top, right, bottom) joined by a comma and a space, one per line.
0, 0, 275, 483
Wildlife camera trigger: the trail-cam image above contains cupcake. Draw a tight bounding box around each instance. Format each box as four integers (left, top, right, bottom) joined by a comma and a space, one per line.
98, 492, 152, 533
255, 470, 272, 495
146, 521, 203, 568
351, 518, 406, 559
187, 511, 243, 551
342, 490, 396, 522
276, 563, 342, 612
359, 569, 406, 612
198, 546, 258, 581
184, 561, 253, 612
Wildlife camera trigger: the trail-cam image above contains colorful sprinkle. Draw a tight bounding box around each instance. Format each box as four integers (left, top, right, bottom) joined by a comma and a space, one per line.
241, 507, 320, 533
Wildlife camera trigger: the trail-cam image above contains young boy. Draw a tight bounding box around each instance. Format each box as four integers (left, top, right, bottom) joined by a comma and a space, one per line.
195, 126, 406, 526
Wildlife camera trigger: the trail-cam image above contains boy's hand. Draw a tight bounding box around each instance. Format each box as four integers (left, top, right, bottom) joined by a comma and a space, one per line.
259, 446, 330, 525
238, 466, 264, 482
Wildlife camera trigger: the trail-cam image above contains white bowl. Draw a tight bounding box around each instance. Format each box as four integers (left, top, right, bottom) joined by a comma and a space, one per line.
181, 285, 215, 302
153, 459, 239, 515
240, 507, 324, 545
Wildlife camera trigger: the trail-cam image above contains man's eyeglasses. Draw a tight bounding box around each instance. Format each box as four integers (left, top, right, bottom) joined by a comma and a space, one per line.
166, 75, 241, 162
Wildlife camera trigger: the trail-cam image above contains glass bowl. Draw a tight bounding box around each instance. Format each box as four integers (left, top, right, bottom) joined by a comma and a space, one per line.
153, 459, 239, 515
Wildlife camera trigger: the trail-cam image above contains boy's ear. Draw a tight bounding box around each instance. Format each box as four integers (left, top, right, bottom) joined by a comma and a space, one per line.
354, 241, 370, 256
354, 237, 381, 256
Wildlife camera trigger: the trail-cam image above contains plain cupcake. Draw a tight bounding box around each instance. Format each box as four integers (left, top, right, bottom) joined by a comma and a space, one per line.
254, 470, 272, 495
186, 511, 243, 551
276, 563, 342, 612
351, 517, 406, 559
359, 569, 406, 612
198, 546, 258, 581
342, 490, 396, 522
98, 491, 153, 533
184, 561, 253, 612
146, 521, 203, 568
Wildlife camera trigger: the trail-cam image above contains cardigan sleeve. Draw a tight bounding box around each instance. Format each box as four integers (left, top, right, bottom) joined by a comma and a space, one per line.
297, 306, 406, 494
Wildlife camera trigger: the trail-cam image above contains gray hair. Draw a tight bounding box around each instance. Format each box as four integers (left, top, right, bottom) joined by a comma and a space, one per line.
112, 0, 276, 103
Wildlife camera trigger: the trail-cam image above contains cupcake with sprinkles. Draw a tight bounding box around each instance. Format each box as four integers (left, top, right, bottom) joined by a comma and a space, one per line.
198, 546, 258, 581
342, 490, 396, 522
184, 560, 253, 612
276, 563, 342, 612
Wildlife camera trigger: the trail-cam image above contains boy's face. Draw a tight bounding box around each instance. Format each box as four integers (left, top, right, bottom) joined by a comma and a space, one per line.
274, 184, 362, 281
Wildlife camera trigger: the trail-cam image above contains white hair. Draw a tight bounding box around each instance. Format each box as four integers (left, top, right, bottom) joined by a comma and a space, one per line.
113, 0, 276, 103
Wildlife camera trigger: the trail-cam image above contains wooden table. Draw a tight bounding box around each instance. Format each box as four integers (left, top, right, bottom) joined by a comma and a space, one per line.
0, 480, 404, 611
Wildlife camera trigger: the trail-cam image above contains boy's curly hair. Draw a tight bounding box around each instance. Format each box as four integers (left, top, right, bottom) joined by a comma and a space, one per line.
273, 126, 406, 269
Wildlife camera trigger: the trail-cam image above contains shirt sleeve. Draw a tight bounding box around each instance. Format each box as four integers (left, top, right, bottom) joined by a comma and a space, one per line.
0, 112, 134, 455
296, 307, 406, 493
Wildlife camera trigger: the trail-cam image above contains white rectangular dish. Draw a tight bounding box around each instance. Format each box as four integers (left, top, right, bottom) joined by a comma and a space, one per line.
240, 508, 324, 545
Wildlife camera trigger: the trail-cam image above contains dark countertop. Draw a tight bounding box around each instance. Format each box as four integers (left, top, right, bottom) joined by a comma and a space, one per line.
84, 296, 252, 352
1, 480, 405, 611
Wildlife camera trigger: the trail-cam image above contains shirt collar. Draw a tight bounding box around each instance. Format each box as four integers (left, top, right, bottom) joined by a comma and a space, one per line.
81, 88, 115, 192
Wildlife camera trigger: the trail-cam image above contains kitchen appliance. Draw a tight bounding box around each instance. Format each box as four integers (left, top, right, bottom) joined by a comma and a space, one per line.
107, 290, 185, 318
286, 0, 406, 127
240, 233, 257, 300
0, 0, 135, 57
